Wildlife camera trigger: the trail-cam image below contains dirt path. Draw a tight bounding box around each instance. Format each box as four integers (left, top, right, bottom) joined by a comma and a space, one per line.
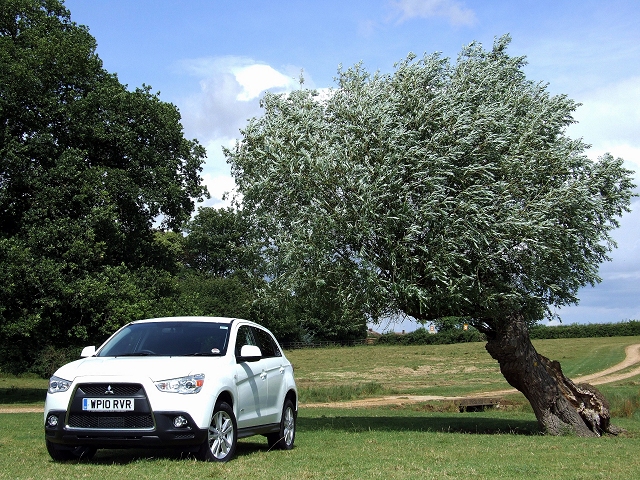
302, 343, 640, 409
3, 344, 640, 413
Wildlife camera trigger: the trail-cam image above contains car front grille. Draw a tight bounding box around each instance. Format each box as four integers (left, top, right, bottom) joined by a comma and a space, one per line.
68, 413, 154, 429
78, 384, 143, 396
68, 382, 154, 430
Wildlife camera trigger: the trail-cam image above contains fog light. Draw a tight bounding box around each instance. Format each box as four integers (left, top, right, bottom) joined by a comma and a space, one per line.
46, 415, 59, 427
173, 415, 188, 428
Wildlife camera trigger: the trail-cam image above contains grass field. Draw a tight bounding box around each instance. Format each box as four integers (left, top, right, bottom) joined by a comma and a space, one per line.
290, 336, 638, 402
1, 337, 640, 479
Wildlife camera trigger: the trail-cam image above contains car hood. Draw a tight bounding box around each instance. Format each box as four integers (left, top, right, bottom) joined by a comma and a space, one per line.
54, 356, 223, 382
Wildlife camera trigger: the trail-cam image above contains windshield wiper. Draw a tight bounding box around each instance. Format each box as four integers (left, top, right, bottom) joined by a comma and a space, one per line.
115, 352, 155, 356
182, 352, 221, 356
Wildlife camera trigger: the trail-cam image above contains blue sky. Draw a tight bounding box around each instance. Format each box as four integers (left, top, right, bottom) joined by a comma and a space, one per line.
64, 0, 640, 330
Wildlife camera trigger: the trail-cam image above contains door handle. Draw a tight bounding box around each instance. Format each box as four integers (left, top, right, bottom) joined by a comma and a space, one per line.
260, 371, 267, 380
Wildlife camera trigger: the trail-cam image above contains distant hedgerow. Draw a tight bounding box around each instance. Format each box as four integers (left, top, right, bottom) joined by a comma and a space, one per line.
376, 327, 484, 346
529, 321, 640, 339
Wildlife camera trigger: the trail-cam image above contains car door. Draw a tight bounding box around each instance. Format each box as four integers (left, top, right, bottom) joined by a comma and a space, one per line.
252, 326, 287, 424
234, 325, 268, 428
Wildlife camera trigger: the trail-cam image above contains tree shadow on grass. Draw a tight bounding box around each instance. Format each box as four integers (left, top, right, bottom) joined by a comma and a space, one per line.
50, 415, 539, 465
0, 387, 47, 404
298, 414, 540, 435
82, 440, 275, 465
82, 415, 538, 465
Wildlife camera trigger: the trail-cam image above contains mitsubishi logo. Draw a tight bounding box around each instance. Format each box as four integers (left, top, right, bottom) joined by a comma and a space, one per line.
104, 385, 115, 395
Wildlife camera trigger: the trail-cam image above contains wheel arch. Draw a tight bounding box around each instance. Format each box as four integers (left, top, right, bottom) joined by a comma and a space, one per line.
215, 390, 234, 409
285, 388, 298, 411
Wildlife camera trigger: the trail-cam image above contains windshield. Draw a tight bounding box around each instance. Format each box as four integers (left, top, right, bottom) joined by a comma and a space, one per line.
97, 321, 231, 357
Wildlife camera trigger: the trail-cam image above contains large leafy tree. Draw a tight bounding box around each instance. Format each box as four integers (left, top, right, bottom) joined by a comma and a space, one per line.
0, 0, 207, 372
179, 206, 366, 343
179, 207, 321, 343
179, 207, 257, 321
227, 36, 636, 435
183, 207, 257, 277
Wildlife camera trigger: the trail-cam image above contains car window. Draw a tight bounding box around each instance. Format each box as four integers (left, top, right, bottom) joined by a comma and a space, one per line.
234, 325, 257, 357
98, 322, 230, 356
252, 327, 282, 358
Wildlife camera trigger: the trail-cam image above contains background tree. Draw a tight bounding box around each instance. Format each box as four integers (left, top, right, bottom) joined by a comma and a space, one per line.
179, 207, 304, 342
179, 207, 256, 320
433, 317, 469, 333
183, 207, 257, 277
227, 36, 636, 436
0, 0, 207, 372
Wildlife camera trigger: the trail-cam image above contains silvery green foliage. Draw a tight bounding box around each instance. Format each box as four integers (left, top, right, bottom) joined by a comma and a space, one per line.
227, 35, 635, 329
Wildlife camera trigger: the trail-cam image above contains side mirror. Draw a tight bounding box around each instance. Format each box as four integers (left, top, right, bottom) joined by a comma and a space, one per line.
81, 346, 96, 358
238, 345, 262, 362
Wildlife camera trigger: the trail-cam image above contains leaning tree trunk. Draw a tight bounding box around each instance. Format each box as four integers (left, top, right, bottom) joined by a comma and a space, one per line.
484, 314, 623, 436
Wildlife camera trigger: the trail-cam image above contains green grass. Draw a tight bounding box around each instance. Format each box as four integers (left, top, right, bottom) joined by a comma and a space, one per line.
532, 337, 632, 377
599, 382, 640, 418
1, 408, 640, 479
0, 374, 48, 407
288, 336, 640, 401
298, 381, 388, 403
3, 336, 637, 404
2, 337, 640, 478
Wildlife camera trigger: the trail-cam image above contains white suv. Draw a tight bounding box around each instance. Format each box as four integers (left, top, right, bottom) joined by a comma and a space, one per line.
44, 317, 297, 462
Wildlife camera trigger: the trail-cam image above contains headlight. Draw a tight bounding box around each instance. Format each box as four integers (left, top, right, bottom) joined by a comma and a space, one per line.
48, 376, 72, 394
154, 374, 205, 394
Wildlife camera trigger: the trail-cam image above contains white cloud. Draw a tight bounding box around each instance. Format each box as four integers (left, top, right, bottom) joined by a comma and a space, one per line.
391, 0, 476, 26
603, 198, 640, 269
568, 76, 640, 156
556, 303, 640, 325
234, 64, 299, 101
176, 56, 302, 142
564, 75, 640, 188
201, 172, 237, 209
175, 57, 302, 210
199, 137, 238, 209
202, 137, 236, 173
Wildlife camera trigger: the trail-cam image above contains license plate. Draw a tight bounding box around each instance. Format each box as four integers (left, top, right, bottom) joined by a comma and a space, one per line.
82, 398, 135, 412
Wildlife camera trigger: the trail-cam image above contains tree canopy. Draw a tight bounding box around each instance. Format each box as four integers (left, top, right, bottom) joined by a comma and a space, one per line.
179, 206, 366, 343
0, 0, 207, 372
228, 35, 634, 332
183, 207, 257, 277
227, 35, 636, 435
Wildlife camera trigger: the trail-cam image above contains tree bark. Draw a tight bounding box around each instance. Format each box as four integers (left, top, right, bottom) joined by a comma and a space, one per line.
484, 314, 623, 436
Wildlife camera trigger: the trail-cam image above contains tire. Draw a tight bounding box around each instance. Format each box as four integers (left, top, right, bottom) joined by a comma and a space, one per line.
267, 398, 296, 450
197, 401, 238, 462
46, 440, 96, 461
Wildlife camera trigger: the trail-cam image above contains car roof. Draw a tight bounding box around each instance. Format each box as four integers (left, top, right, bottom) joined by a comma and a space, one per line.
131, 316, 240, 325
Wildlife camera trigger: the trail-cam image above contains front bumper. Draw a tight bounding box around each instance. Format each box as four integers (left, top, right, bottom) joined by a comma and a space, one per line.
44, 410, 208, 449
